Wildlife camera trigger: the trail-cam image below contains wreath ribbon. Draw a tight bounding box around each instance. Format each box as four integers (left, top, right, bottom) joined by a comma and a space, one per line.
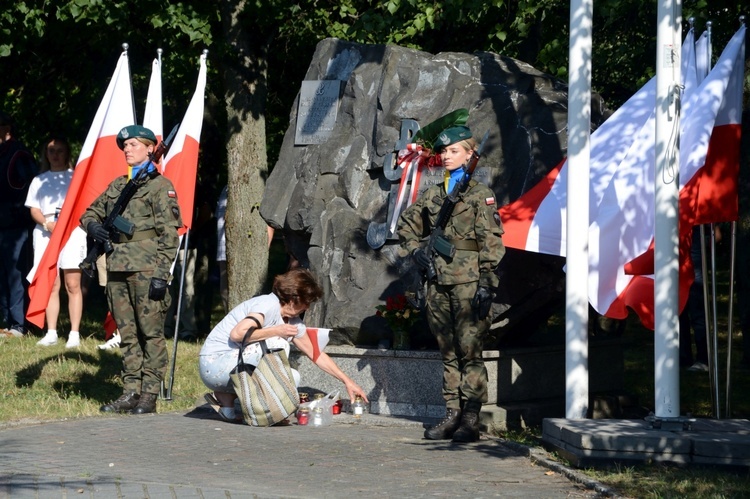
389, 143, 430, 235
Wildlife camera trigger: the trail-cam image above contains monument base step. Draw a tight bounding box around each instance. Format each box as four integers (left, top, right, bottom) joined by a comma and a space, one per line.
542, 418, 750, 468
291, 340, 623, 421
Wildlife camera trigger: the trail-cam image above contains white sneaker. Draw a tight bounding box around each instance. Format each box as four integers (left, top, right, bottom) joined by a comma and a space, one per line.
688, 362, 709, 372
7, 326, 25, 338
37, 331, 59, 346
65, 331, 81, 349
97, 332, 121, 350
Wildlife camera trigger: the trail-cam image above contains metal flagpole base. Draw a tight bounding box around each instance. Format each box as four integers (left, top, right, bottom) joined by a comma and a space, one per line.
645, 413, 696, 431
159, 380, 173, 401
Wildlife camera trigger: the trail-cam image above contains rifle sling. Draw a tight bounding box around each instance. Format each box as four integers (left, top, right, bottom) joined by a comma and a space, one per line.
115, 228, 158, 243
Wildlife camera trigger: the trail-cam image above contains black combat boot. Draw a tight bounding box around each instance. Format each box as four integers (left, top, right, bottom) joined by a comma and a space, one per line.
452, 411, 480, 443
130, 392, 157, 414
424, 408, 462, 440
100, 391, 140, 413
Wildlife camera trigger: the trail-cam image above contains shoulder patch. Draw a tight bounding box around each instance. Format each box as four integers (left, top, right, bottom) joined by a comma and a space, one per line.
493, 211, 502, 227
485, 196, 495, 206
168, 190, 177, 198
171, 206, 180, 220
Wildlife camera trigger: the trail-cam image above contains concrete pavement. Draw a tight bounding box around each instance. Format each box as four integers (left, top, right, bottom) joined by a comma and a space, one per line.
0, 401, 614, 498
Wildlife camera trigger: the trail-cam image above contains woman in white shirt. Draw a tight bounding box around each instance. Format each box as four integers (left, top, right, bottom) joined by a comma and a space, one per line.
199, 268, 369, 422
25, 136, 87, 348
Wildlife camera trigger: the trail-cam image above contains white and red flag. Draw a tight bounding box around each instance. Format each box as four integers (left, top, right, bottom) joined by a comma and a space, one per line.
26, 51, 135, 328
499, 26, 745, 329
161, 51, 207, 234
143, 56, 164, 149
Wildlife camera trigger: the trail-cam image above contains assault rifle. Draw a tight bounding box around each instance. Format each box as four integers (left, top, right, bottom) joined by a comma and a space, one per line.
407, 130, 489, 309
79, 124, 180, 278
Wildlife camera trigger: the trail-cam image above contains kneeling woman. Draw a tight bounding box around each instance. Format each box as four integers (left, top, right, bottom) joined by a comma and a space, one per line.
199, 268, 369, 422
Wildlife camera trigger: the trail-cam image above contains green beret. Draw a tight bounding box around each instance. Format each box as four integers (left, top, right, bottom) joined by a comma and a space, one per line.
433, 126, 472, 151
116, 125, 157, 150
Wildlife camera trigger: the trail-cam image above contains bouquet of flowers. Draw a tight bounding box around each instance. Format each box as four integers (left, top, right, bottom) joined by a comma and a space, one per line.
376, 294, 421, 349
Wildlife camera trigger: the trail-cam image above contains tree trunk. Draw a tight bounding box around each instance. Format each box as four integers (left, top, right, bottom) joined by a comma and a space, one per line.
220, 0, 271, 308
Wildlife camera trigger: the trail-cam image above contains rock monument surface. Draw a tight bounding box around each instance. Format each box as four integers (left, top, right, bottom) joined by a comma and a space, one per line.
261, 38, 608, 347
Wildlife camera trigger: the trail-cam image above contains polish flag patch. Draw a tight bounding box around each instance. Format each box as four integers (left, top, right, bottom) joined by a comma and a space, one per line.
168, 190, 177, 198
485, 197, 495, 205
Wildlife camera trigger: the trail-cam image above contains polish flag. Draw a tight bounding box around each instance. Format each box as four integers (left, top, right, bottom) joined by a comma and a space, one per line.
498, 26, 745, 329
681, 26, 744, 227
143, 56, 164, 151
26, 51, 135, 328
617, 25, 745, 327
306, 327, 331, 362
161, 51, 207, 234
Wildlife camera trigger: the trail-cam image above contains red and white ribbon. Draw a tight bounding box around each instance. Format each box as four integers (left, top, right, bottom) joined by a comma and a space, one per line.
389, 144, 430, 234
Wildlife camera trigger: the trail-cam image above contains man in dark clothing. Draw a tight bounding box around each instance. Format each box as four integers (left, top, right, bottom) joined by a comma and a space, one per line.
0, 111, 38, 337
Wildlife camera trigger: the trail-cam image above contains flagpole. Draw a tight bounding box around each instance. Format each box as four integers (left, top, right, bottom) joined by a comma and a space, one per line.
725, 15, 746, 417
159, 49, 208, 399
162, 230, 190, 401
123, 42, 137, 125
704, 20, 723, 418
564, 0, 592, 419
652, 0, 682, 426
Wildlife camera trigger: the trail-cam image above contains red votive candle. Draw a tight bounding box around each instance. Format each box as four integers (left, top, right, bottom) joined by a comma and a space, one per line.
333, 399, 343, 415
297, 408, 310, 425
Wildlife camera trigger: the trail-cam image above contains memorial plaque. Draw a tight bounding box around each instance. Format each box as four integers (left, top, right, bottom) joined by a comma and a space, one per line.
295, 80, 342, 145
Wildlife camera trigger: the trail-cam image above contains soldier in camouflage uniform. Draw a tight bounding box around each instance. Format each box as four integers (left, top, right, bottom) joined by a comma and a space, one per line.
398, 125, 505, 443
81, 125, 182, 415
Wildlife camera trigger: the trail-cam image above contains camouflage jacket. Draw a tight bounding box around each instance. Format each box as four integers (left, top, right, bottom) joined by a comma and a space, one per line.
398, 179, 505, 288
81, 174, 182, 281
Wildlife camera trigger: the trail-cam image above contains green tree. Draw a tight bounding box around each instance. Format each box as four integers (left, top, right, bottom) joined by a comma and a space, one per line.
218, 0, 274, 307
2, 0, 747, 314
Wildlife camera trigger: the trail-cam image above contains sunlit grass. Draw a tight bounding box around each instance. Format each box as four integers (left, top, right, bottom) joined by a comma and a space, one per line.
583, 463, 750, 498
0, 332, 206, 422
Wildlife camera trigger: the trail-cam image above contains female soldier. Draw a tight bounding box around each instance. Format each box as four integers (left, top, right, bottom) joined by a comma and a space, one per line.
398, 124, 505, 442
81, 125, 182, 415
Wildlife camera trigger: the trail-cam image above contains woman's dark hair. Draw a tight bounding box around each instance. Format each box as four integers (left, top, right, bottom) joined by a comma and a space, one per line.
273, 268, 323, 307
39, 135, 72, 173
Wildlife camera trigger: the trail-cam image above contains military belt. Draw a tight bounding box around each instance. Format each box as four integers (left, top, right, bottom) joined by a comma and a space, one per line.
449, 239, 479, 251
117, 228, 158, 243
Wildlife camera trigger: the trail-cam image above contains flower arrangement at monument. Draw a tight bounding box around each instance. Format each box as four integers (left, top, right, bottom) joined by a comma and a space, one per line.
375, 294, 421, 350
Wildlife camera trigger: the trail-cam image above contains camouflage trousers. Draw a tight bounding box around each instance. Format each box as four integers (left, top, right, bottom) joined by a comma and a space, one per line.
425, 281, 490, 413
107, 271, 171, 395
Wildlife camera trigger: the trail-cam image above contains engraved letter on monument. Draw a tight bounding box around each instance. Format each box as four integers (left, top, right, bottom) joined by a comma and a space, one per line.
295, 80, 342, 145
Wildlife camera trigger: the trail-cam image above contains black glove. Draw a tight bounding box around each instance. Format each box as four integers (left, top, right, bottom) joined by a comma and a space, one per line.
87, 221, 110, 242
412, 248, 431, 271
471, 286, 493, 321
148, 277, 168, 301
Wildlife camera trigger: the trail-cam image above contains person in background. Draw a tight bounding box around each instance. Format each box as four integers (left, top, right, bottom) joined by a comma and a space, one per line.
95, 253, 121, 350
81, 125, 181, 415
0, 111, 38, 338
738, 224, 750, 368
165, 179, 216, 340
199, 268, 369, 423
398, 124, 505, 443
26, 136, 87, 348
679, 226, 712, 372
215, 184, 228, 315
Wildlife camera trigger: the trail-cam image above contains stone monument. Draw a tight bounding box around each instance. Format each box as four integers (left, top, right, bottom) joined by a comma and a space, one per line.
260, 38, 609, 348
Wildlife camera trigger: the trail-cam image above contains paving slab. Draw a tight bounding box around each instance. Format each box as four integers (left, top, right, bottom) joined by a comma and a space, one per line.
0, 404, 610, 498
